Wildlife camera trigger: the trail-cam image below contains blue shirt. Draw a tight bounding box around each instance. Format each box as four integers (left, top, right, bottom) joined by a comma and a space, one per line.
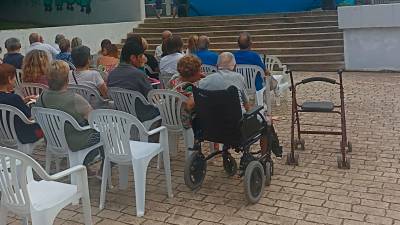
195, 49, 218, 66
55, 52, 75, 70
234, 50, 265, 91
3, 53, 24, 69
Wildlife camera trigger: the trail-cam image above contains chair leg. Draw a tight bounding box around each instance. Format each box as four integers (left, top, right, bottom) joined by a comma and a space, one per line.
0, 204, 8, 225
81, 186, 93, 225
45, 152, 51, 174
99, 159, 110, 210
183, 129, 194, 161
22, 217, 29, 225
157, 153, 163, 170
118, 165, 129, 190
132, 160, 149, 217
162, 147, 173, 198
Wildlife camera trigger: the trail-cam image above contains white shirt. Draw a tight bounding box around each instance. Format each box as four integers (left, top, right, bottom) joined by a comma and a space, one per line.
155, 44, 163, 62
26, 42, 59, 61
159, 52, 184, 75
69, 70, 105, 88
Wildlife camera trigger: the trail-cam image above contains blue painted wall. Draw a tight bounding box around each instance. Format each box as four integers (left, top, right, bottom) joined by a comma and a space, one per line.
189, 0, 353, 16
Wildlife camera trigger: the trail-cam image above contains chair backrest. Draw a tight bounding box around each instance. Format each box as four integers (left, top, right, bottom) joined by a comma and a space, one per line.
235, 64, 265, 95
0, 104, 31, 149
89, 109, 147, 162
68, 84, 106, 108
108, 87, 148, 117
18, 83, 48, 98
31, 107, 76, 155
0, 147, 49, 215
15, 69, 23, 88
159, 72, 175, 89
200, 64, 218, 75
265, 56, 288, 76
148, 89, 188, 132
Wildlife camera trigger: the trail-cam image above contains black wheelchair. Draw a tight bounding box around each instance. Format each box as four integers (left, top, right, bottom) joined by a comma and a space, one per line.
183, 85, 282, 203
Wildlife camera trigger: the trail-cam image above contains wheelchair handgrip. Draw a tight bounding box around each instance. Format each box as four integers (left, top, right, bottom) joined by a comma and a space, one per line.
300, 77, 337, 85
244, 105, 264, 118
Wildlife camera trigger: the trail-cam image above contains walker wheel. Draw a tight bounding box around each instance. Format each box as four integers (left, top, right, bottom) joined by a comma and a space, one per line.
286, 153, 299, 166
264, 161, 272, 186
223, 154, 237, 177
184, 152, 207, 190
294, 139, 305, 150
337, 155, 351, 169
244, 161, 265, 204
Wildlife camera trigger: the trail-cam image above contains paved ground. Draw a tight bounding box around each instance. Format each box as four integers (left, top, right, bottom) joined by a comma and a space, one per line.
6, 71, 400, 225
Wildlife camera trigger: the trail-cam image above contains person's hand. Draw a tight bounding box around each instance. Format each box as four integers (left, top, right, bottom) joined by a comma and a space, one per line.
23, 95, 38, 103
265, 69, 271, 76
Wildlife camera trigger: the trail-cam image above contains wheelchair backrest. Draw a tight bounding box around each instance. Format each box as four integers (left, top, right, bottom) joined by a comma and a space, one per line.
193, 86, 243, 146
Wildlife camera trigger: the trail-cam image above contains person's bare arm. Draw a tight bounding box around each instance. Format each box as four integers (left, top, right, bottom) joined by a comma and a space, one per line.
184, 96, 195, 111
98, 82, 108, 98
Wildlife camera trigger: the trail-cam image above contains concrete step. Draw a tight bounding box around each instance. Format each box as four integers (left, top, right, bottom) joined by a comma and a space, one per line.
130, 32, 343, 44
134, 21, 339, 33
143, 10, 338, 23
285, 61, 344, 71
134, 26, 341, 39
141, 15, 338, 28
143, 39, 343, 50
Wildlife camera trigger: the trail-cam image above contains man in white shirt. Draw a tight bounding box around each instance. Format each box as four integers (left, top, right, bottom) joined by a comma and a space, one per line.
155, 30, 172, 62
26, 33, 59, 61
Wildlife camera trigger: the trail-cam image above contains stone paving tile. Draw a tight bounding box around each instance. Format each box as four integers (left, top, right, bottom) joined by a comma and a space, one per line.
5, 71, 400, 225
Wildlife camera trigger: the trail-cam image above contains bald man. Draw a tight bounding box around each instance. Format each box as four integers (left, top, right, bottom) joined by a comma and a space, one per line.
155, 30, 172, 61
26, 33, 59, 61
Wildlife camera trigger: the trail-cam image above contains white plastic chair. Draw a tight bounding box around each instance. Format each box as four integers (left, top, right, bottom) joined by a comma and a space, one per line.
108, 87, 161, 132
148, 89, 194, 160
264, 55, 290, 106
68, 84, 113, 109
0, 104, 42, 155
0, 146, 92, 225
18, 83, 48, 98
159, 72, 175, 89
200, 64, 218, 76
235, 64, 272, 115
88, 109, 172, 217
15, 69, 23, 88
31, 107, 103, 179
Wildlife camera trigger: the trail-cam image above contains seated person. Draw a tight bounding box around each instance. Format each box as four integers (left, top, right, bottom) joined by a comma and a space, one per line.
70, 45, 108, 98
0, 64, 43, 144
167, 55, 203, 129
233, 32, 276, 92
55, 38, 75, 70
195, 35, 218, 66
22, 49, 50, 85
107, 40, 160, 125
160, 36, 184, 76
97, 44, 119, 74
199, 52, 282, 158
36, 60, 103, 176
3, 38, 24, 69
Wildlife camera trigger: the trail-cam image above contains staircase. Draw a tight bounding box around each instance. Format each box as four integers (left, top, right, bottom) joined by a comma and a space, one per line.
128, 10, 344, 71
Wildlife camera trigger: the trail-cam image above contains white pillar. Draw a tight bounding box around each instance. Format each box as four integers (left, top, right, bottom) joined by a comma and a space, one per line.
138, 0, 146, 20
165, 0, 172, 16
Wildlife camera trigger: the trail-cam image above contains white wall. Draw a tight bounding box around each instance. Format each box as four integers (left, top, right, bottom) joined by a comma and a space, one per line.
0, 0, 145, 26
0, 21, 142, 59
339, 3, 400, 71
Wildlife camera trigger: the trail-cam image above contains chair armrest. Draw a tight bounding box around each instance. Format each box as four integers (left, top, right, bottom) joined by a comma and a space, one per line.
47, 165, 87, 181
244, 105, 264, 118
146, 125, 167, 136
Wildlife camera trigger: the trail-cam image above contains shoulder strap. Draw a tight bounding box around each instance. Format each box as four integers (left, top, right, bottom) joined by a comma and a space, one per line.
72, 70, 78, 85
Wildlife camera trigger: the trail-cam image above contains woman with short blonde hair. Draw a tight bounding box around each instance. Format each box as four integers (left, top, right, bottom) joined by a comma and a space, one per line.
22, 49, 50, 85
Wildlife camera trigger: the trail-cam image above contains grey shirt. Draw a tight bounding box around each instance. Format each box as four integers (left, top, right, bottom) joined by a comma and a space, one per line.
199, 69, 249, 106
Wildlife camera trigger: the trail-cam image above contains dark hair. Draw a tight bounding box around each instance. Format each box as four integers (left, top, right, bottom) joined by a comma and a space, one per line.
71, 45, 91, 68
5, 38, 21, 52
120, 41, 144, 63
55, 34, 65, 45
126, 33, 144, 49
59, 38, 71, 53
100, 39, 111, 51
106, 44, 119, 58
165, 36, 183, 55
238, 32, 252, 50
0, 64, 16, 85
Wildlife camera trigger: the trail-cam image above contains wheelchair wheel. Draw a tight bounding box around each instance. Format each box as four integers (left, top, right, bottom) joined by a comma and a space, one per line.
264, 161, 272, 186
244, 161, 265, 204
223, 154, 237, 177
184, 152, 207, 190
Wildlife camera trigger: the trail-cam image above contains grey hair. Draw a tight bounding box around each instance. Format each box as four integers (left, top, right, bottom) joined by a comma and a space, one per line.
217, 52, 236, 71
198, 35, 210, 50
5, 38, 21, 51
55, 34, 65, 44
